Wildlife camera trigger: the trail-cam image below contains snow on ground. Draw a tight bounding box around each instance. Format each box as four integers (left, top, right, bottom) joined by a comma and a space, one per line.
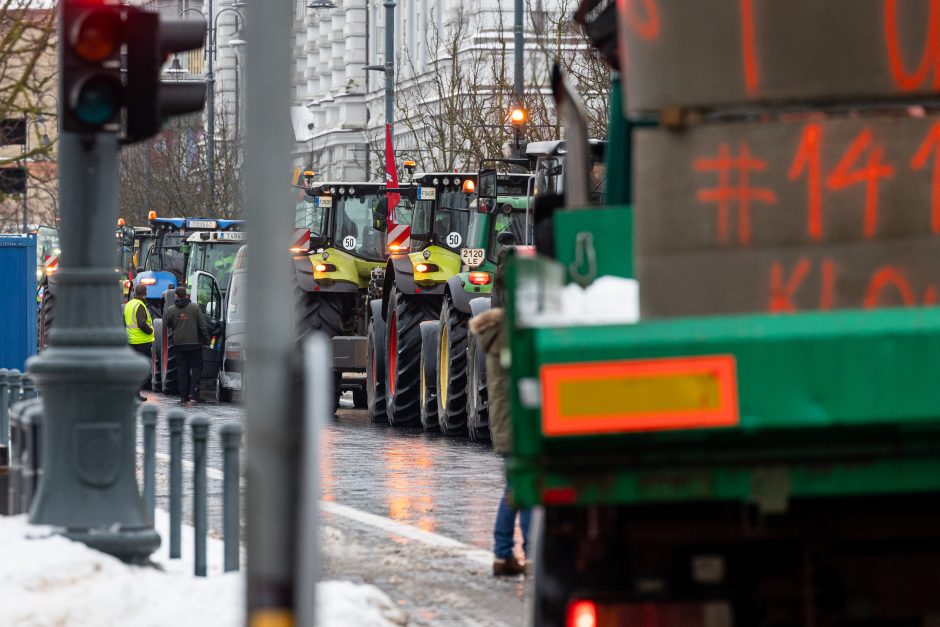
0, 512, 407, 627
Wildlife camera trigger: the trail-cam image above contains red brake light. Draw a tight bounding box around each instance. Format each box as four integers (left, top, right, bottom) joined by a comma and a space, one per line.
566, 600, 597, 627
541, 486, 577, 505
468, 271, 490, 285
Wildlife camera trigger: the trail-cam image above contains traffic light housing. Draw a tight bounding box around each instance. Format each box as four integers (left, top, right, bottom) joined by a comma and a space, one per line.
60, 1, 207, 141
125, 12, 207, 144
62, 2, 124, 133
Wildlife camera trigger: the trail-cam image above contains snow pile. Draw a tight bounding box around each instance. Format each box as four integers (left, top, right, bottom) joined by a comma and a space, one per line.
0, 514, 406, 627
521, 275, 640, 327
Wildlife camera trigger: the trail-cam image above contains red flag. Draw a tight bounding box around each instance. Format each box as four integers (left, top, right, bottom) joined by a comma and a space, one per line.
384, 124, 410, 250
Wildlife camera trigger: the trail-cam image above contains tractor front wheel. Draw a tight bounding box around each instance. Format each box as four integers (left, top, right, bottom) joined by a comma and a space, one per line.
437, 294, 470, 436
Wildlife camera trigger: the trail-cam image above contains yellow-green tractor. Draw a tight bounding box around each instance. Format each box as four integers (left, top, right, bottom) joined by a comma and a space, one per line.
292, 182, 388, 407
366, 173, 478, 426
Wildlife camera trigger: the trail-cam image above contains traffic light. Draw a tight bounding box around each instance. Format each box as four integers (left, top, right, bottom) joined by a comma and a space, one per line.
125, 12, 207, 144
62, 2, 124, 133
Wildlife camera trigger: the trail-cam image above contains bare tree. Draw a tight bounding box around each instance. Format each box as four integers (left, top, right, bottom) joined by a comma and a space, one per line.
118, 107, 243, 225
0, 1, 56, 231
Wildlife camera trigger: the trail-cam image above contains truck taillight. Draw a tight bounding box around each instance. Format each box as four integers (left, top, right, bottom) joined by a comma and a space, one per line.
468, 271, 490, 285
566, 600, 597, 627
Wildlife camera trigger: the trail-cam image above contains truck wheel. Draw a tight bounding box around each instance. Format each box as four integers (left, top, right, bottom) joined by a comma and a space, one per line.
151, 330, 162, 390
528, 507, 577, 627
437, 294, 470, 436
419, 321, 440, 430
38, 290, 54, 351
465, 334, 490, 441
215, 373, 233, 403
385, 287, 440, 426
295, 290, 344, 340
366, 315, 387, 424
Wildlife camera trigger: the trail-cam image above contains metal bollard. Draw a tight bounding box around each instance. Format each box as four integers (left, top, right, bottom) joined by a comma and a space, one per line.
7, 370, 21, 409
221, 421, 242, 572
191, 415, 210, 577
0, 369, 9, 516
140, 405, 158, 525
20, 376, 35, 400
168, 410, 185, 559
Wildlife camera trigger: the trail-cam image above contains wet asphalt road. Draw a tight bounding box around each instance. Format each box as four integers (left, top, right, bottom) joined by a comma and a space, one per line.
138, 391, 528, 626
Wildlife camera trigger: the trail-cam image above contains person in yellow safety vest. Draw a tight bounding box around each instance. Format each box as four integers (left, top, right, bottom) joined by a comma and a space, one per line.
124, 284, 155, 402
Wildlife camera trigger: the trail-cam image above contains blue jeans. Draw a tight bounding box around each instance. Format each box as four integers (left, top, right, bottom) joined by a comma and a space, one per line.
494, 464, 530, 559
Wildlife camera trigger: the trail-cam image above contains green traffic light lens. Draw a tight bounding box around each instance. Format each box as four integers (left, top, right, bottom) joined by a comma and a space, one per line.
74, 76, 119, 125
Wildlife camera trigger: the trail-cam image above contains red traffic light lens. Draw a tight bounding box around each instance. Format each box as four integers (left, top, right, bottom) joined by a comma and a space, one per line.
73, 75, 120, 124
72, 10, 120, 61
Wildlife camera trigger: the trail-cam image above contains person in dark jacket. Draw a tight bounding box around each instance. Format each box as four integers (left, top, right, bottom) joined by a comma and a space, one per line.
124, 284, 154, 402
164, 286, 209, 404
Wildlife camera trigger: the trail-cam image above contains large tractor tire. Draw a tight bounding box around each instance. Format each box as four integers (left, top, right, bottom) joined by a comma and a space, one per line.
295, 290, 344, 340
366, 312, 388, 424
437, 294, 470, 436
37, 289, 55, 352
465, 333, 490, 442
418, 320, 440, 431
161, 324, 179, 395
296, 290, 345, 408
384, 286, 440, 426
151, 319, 163, 391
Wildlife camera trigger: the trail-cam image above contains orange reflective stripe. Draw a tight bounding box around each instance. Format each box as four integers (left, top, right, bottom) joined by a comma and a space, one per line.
540, 355, 739, 436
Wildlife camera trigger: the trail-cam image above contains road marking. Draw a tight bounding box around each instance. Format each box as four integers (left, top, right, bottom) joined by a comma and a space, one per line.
141, 450, 493, 567
320, 500, 493, 566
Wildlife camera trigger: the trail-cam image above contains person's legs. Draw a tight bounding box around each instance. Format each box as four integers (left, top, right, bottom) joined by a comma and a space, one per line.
189, 348, 204, 400
130, 343, 152, 395
493, 483, 517, 559
519, 507, 532, 558
177, 348, 191, 402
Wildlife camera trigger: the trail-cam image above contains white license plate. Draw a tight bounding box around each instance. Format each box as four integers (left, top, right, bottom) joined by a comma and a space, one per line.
219, 231, 246, 240
460, 248, 485, 268
188, 220, 217, 229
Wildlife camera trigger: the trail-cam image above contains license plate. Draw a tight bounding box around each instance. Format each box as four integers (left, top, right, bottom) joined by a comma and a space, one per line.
188, 220, 217, 229
460, 248, 485, 268
219, 231, 246, 241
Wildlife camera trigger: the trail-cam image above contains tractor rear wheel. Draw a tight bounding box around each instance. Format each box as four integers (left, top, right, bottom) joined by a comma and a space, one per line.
419, 321, 440, 431
465, 333, 490, 441
385, 287, 440, 426
366, 314, 387, 424
161, 326, 179, 395
38, 290, 55, 352
437, 294, 470, 436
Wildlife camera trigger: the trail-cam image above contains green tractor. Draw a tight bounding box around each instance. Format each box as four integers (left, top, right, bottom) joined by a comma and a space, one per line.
292, 181, 388, 407
431, 167, 534, 438
366, 173, 478, 426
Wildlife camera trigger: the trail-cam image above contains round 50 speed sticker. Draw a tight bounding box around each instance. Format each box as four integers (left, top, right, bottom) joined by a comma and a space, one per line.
342, 236, 357, 250
446, 232, 462, 247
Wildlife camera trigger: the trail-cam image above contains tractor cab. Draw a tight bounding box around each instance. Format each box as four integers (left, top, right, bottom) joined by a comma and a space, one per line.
297, 182, 387, 262
183, 229, 246, 296
405, 173, 477, 255
133, 215, 244, 309
473, 164, 534, 267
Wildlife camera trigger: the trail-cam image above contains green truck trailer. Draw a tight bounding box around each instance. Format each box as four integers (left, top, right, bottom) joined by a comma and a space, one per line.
508, 1, 940, 624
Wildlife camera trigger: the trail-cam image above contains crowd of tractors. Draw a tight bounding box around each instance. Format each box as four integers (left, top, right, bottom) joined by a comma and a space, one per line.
30, 140, 585, 442
290, 140, 590, 440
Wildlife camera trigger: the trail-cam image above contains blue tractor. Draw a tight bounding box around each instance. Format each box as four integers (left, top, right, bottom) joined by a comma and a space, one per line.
130, 216, 245, 394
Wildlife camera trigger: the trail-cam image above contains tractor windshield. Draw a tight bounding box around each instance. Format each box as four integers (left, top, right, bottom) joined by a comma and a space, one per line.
410, 189, 473, 251
295, 194, 328, 240
333, 194, 385, 261
186, 242, 240, 293
145, 232, 185, 278
486, 211, 529, 263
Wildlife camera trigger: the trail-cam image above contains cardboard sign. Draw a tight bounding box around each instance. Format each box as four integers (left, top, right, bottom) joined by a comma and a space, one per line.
621, 0, 940, 111
635, 115, 940, 316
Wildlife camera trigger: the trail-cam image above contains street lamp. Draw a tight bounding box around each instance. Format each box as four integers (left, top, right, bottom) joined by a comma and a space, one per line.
215, 7, 246, 138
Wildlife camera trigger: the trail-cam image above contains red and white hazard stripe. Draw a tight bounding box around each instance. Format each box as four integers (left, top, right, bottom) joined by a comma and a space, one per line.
290, 228, 310, 253
387, 223, 410, 251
